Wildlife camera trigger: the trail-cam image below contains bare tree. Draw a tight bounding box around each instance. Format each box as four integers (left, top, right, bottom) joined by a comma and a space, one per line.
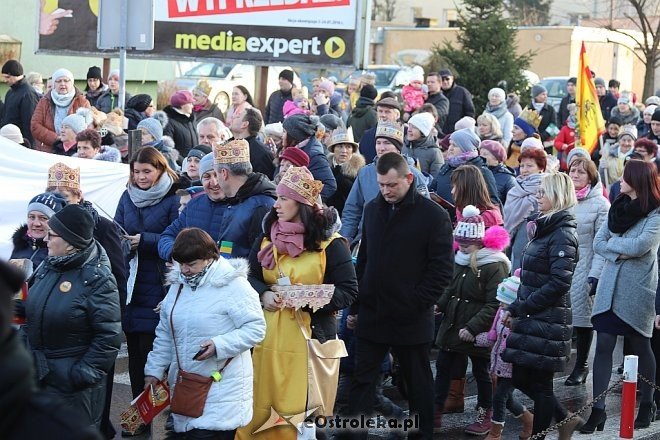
372, 0, 397, 21
606, 0, 659, 98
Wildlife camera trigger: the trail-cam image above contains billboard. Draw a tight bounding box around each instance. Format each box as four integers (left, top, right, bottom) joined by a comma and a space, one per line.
37, 0, 365, 67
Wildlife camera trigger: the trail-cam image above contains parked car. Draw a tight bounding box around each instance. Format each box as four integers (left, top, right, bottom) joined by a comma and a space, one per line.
338, 65, 417, 95
174, 63, 301, 113
296, 67, 355, 93
539, 76, 569, 113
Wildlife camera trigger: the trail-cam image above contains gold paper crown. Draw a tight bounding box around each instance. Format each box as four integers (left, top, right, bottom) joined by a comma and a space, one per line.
329, 126, 358, 150
518, 108, 542, 129
47, 162, 80, 190
280, 166, 324, 206
375, 121, 404, 145
213, 139, 250, 164
195, 79, 212, 97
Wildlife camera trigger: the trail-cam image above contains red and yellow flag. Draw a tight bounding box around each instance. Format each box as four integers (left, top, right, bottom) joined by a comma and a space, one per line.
576, 42, 606, 154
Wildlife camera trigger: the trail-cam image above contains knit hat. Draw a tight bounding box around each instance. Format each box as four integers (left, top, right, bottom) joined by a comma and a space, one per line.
48, 204, 95, 250
1, 60, 23, 77
137, 117, 164, 141
264, 122, 284, 138
645, 96, 660, 107
410, 70, 424, 84
86, 66, 102, 80
531, 84, 547, 98
454, 205, 485, 244
61, 114, 88, 134
652, 109, 660, 123
360, 84, 378, 100
617, 91, 631, 105
199, 152, 215, 178
618, 125, 638, 141
170, 90, 194, 107
514, 108, 541, 137
643, 105, 657, 116
48, 162, 80, 190
520, 136, 544, 152
479, 140, 507, 163
280, 147, 310, 167
408, 112, 436, 137
594, 77, 606, 87
496, 269, 521, 304
279, 69, 294, 84
27, 192, 67, 218
283, 114, 318, 142
455, 116, 476, 131
567, 147, 590, 166
449, 128, 480, 153
375, 121, 404, 150
375, 97, 400, 111
126, 94, 152, 113
194, 80, 212, 97
567, 77, 577, 86
187, 145, 212, 160
277, 166, 323, 206
318, 79, 335, 96
0, 124, 24, 144
488, 88, 506, 102
328, 126, 358, 152
52, 68, 74, 83
319, 114, 343, 131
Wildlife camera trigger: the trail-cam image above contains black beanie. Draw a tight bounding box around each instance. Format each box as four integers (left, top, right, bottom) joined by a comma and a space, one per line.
126, 94, 153, 113
1, 60, 23, 77
283, 114, 318, 142
86, 66, 102, 80
279, 69, 294, 84
48, 205, 95, 250
187, 144, 212, 159
360, 84, 378, 100
653, 109, 660, 123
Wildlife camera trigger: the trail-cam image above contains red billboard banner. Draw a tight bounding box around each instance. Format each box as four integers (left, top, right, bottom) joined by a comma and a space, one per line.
167, 0, 351, 18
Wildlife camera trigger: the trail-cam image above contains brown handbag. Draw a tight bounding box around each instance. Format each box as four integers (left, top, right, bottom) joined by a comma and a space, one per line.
168, 285, 232, 418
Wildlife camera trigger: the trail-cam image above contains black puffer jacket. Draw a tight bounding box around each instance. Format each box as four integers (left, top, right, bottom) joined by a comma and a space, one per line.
0, 77, 40, 146
162, 105, 197, 158
502, 210, 578, 372
11, 225, 48, 270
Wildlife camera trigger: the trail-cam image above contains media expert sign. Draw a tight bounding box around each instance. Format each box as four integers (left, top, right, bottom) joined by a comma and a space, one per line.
37, 0, 359, 66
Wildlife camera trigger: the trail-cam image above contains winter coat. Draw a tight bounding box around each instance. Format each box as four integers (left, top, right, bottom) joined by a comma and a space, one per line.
637, 120, 651, 139
425, 92, 449, 134
441, 84, 475, 135
115, 185, 181, 334
159, 174, 276, 261
326, 152, 366, 217
264, 89, 292, 124
95, 90, 132, 113
72, 145, 122, 163
489, 163, 516, 206
502, 210, 578, 372
245, 135, 275, 179
402, 134, 445, 176
300, 136, 337, 200
24, 242, 121, 425
570, 182, 609, 328
346, 98, 377, 142
436, 261, 509, 358
194, 102, 224, 123
484, 307, 515, 378
85, 85, 107, 109
11, 225, 48, 270
1, 77, 40, 146
401, 85, 425, 113
554, 125, 577, 170
30, 89, 90, 153
339, 158, 428, 246
0, 330, 102, 440
124, 108, 145, 131
429, 155, 500, 207
352, 183, 455, 345
599, 93, 618, 121
610, 106, 640, 126
145, 258, 266, 432
558, 95, 576, 127
248, 229, 358, 343
358, 126, 378, 164
592, 208, 660, 338
162, 105, 197, 158
536, 103, 557, 142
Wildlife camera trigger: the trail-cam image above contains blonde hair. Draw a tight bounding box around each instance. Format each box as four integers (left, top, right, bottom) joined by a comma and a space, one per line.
477, 113, 503, 140
539, 173, 577, 218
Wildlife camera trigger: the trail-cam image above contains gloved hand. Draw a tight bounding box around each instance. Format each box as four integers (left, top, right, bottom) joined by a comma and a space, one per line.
588, 277, 598, 296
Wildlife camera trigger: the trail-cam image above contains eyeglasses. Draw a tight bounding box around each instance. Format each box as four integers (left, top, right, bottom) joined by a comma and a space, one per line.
441, 77, 451, 81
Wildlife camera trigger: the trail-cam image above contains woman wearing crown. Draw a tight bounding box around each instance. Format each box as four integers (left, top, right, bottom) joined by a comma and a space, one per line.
237, 166, 358, 439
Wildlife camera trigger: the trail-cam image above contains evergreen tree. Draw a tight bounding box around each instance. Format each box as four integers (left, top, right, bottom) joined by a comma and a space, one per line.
428, 0, 534, 112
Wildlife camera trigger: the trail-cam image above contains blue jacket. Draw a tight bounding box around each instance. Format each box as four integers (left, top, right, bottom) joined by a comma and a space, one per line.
115, 186, 181, 334
159, 173, 276, 261
340, 157, 428, 246
300, 137, 337, 200
358, 126, 377, 165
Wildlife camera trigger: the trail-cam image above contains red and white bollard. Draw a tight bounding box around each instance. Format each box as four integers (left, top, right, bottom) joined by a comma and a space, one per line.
620, 355, 638, 439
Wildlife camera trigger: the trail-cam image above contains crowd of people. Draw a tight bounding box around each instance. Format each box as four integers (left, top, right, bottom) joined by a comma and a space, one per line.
2, 57, 660, 440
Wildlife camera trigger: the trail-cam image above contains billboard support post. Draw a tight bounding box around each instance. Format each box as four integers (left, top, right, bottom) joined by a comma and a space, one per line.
118, 0, 128, 110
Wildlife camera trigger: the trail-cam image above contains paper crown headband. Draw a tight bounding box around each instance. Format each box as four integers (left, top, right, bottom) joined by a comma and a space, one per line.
278, 166, 324, 206
47, 162, 80, 190
518, 108, 542, 129
375, 121, 404, 144
213, 139, 250, 164
329, 126, 358, 149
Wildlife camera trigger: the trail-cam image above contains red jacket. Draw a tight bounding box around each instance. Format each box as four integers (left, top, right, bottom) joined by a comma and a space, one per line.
30, 89, 90, 153
554, 125, 576, 170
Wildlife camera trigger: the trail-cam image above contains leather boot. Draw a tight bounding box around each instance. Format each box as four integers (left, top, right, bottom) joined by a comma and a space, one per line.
484, 421, 503, 440
557, 413, 584, 440
634, 401, 657, 429
443, 378, 465, 413
517, 409, 533, 440
565, 327, 593, 386
433, 406, 443, 432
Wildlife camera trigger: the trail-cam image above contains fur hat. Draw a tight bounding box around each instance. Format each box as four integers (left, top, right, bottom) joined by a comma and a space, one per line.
1, 60, 23, 77
28, 192, 67, 218
449, 128, 480, 153
479, 140, 507, 163
496, 269, 521, 304
0, 124, 24, 144
48, 204, 95, 250
408, 112, 435, 137
280, 147, 310, 167
61, 114, 88, 134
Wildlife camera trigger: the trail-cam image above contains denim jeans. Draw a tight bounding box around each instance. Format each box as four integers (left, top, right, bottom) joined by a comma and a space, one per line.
492, 377, 525, 423
435, 349, 492, 409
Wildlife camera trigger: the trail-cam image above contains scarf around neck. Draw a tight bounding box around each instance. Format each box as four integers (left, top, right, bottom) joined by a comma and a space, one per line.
608, 194, 655, 233
257, 221, 306, 270
575, 184, 591, 201
454, 247, 512, 273
47, 247, 84, 268
503, 173, 544, 234
448, 150, 478, 168
51, 89, 76, 108
485, 101, 508, 119
180, 261, 213, 290
127, 173, 174, 208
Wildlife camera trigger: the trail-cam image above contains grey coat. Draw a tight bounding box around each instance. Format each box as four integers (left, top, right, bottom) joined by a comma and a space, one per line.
570, 182, 609, 327
402, 135, 444, 176
592, 208, 660, 337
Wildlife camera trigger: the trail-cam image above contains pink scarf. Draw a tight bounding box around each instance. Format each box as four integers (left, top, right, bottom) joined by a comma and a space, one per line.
257, 221, 306, 270
575, 184, 591, 201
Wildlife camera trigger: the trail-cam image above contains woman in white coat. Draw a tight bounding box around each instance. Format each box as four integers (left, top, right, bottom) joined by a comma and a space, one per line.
144, 228, 266, 439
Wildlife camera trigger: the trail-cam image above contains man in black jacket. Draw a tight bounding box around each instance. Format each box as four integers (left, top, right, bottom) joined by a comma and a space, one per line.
1, 60, 39, 146
439, 69, 475, 135
229, 107, 275, 178
264, 69, 294, 124
595, 77, 617, 122
557, 77, 576, 127
425, 72, 449, 134
343, 153, 454, 440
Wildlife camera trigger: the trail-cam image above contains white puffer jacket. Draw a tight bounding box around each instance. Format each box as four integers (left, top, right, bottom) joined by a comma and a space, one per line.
145, 258, 266, 432
569, 181, 609, 327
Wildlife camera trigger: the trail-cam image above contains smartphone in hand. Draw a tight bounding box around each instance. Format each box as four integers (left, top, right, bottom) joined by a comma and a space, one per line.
192, 347, 206, 361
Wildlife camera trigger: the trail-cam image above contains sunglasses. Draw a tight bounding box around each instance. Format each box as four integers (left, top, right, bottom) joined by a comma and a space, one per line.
441, 77, 452, 81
